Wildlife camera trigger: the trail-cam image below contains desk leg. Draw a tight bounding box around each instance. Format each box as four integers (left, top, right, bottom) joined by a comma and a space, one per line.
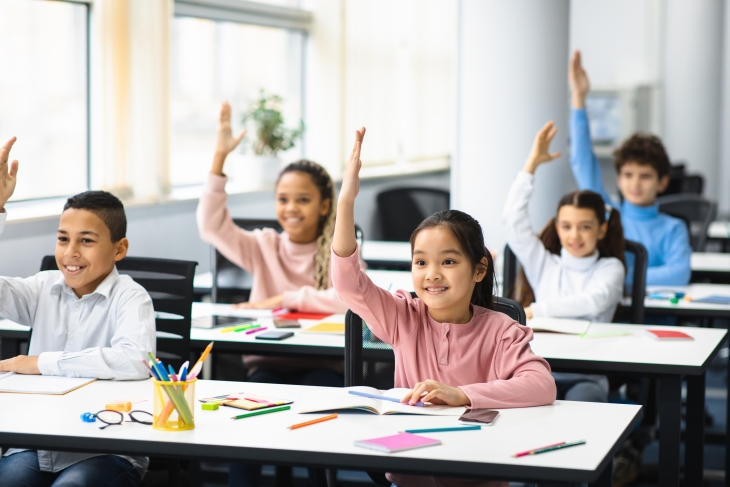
685, 373, 705, 486
589, 459, 612, 487
658, 375, 681, 487
0, 337, 19, 360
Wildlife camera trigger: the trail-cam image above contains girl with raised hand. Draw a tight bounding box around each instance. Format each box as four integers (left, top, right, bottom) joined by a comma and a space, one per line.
503, 121, 626, 403
332, 128, 556, 487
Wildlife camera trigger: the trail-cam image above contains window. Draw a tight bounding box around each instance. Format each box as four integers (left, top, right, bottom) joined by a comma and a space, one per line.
0, 0, 88, 201
170, 16, 304, 188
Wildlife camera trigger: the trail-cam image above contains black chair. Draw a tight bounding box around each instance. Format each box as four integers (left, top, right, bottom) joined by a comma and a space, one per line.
657, 194, 718, 251
40, 255, 197, 370
343, 294, 524, 486
502, 240, 647, 325
210, 218, 364, 303
376, 187, 449, 241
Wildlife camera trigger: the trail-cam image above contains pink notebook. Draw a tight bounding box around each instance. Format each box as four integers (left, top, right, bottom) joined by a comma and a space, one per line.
354, 433, 441, 453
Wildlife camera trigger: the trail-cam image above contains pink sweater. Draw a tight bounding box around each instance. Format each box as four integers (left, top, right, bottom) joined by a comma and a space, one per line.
197, 173, 351, 314
331, 246, 556, 487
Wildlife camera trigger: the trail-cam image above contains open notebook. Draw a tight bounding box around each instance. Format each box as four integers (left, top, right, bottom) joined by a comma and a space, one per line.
526, 317, 591, 335
0, 372, 95, 395
297, 386, 466, 416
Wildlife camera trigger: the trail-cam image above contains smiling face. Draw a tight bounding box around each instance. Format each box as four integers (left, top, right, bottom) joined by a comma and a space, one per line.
411, 226, 487, 324
555, 205, 607, 258
616, 161, 669, 207
55, 209, 128, 298
275, 171, 331, 244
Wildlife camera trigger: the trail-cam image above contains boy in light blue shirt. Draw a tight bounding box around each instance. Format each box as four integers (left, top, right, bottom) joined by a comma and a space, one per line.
568, 51, 691, 286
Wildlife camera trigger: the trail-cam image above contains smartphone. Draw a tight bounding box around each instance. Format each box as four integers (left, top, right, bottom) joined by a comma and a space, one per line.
273, 318, 301, 328
458, 409, 499, 425
255, 331, 295, 341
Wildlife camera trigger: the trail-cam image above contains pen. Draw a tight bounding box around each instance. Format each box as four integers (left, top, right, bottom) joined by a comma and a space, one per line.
402, 425, 481, 433
513, 440, 585, 457
231, 405, 291, 420
246, 326, 268, 335
579, 331, 633, 339
288, 413, 338, 430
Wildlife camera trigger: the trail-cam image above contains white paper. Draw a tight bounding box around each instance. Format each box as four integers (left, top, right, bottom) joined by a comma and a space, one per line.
0, 375, 95, 395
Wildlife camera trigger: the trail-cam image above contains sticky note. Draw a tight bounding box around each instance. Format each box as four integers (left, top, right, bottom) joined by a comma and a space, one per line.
202, 401, 219, 411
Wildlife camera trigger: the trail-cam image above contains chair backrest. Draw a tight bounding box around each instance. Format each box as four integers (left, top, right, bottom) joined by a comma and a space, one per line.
210, 218, 364, 303
376, 187, 450, 241
40, 255, 197, 369
502, 241, 647, 324
657, 194, 718, 251
344, 294, 525, 387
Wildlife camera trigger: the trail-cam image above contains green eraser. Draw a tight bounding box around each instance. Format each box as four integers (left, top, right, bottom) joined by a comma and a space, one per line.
202, 401, 219, 411
670, 297, 679, 304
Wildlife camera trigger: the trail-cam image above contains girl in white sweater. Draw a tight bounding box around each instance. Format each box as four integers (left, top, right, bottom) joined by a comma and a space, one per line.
503, 121, 626, 402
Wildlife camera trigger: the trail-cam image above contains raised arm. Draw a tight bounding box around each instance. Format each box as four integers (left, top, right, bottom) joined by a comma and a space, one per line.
502, 122, 561, 288
569, 51, 615, 206
0, 136, 19, 215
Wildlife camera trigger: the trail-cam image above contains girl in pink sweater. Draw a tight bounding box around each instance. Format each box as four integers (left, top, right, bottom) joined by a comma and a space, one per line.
332, 129, 556, 487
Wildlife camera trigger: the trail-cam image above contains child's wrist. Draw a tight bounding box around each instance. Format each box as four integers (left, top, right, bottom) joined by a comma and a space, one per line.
571, 93, 586, 109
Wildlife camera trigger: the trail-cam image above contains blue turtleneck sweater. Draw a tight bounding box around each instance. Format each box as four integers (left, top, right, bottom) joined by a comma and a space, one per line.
570, 108, 691, 286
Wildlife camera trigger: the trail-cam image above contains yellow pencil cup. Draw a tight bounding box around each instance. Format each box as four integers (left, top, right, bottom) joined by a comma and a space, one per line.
152, 378, 196, 431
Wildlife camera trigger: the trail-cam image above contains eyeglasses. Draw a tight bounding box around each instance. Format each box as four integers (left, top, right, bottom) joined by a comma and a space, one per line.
80, 410, 153, 430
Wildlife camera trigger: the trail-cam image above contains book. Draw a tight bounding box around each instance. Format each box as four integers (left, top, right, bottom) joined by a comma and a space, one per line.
527, 317, 591, 335
199, 392, 293, 411
296, 386, 466, 416
355, 433, 441, 453
301, 323, 345, 335
645, 329, 694, 340
691, 295, 730, 305
0, 373, 95, 395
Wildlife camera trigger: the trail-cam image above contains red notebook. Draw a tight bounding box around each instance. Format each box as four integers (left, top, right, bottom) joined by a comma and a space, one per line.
646, 329, 693, 340
278, 312, 331, 321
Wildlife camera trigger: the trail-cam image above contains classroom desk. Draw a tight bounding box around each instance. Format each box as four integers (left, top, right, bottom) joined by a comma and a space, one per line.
692, 252, 730, 282
0, 379, 640, 486
640, 283, 730, 319
708, 221, 730, 252
361, 240, 412, 270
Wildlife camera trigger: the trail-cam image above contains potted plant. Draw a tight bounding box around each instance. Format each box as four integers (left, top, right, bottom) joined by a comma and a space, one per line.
239, 90, 305, 187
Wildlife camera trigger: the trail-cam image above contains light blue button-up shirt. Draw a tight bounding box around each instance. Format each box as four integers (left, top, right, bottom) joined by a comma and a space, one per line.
0, 211, 156, 476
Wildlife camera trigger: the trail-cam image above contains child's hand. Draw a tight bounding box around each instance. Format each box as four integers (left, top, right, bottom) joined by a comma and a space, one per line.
0, 355, 40, 375
0, 137, 19, 211
569, 50, 590, 109
523, 121, 561, 174
233, 294, 284, 310
401, 379, 471, 407
338, 128, 366, 205
524, 306, 533, 319
211, 101, 246, 176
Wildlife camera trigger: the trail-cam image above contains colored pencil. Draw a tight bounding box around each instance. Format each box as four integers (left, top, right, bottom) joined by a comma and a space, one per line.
402, 425, 481, 433
513, 440, 585, 457
246, 326, 268, 335
288, 413, 338, 430
231, 405, 291, 420
513, 441, 566, 458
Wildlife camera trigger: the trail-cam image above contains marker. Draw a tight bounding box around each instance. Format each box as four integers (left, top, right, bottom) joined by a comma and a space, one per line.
231, 405, 291, 420
222, 323, 260, 333
579, 331, 633, 339
288, 413, 338, 430
233, 324, 262, 333
246, 326, 268, 335
402, 425, 481, 434
513, 440, 586, 458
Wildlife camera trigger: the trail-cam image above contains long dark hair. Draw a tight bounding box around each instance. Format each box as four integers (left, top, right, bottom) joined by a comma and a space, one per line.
409, 210, 496, 310
513, 190, 626, 308
277, 160, 336, 290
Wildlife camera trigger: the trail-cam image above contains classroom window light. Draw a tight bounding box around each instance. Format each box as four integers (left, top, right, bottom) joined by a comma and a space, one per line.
0, 0, 88, 201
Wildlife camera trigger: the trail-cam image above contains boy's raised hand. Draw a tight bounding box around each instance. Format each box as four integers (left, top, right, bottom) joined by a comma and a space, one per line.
0, 137, 19, 211
211, 101, 246, 176
339, 128, 366, 205
524, 121, 561, 174
569, 50, 590, 109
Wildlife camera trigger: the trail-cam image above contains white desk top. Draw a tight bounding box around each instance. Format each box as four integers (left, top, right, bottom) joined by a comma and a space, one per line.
708, 221, 730, 239
0, 379, 640, 482
691, 252, 730, 273
361, 240, 412, 264
641, 283, 730, 313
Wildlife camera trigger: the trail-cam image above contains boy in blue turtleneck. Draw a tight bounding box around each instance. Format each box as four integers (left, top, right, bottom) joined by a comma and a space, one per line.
568, 50, 691, 286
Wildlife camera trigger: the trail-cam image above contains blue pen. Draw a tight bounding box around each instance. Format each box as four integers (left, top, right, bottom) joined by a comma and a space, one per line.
348, 390, 425, 407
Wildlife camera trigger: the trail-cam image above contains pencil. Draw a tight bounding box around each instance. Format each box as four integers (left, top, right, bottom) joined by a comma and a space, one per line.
513, 440, 585, 457
513, 441, 566, 458
191, 341, 214, 372
403, 425, 481, 433
288, 413, 338, 430
231, 405, 291, 420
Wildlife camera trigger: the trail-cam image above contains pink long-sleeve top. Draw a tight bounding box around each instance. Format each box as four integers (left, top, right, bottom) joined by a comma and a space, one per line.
197, 173, 351, 313
331, 246, 557, 487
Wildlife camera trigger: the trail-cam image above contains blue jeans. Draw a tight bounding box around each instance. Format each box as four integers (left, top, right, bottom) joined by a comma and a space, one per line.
229, 367, 343, 487
0, 451, 141, 487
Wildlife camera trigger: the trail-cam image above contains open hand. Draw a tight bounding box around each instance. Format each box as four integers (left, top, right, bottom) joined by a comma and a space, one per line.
211, 102, 246, 176
338, 128, 366, 205
401, 379, 471, 407
569, 50, 590, 108
523, 121, 561, 174
233, 294, 283, 310
0, 137, 19, 211
0, 355, 40, 375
